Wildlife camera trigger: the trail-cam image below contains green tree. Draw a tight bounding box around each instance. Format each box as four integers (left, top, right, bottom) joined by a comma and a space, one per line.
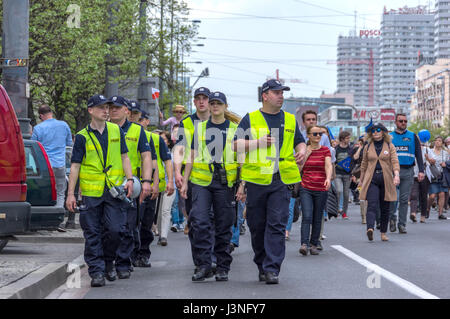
408, 117, 450, 141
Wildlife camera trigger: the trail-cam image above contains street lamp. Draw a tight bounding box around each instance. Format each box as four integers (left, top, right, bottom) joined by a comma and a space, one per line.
188, 67, 210, 113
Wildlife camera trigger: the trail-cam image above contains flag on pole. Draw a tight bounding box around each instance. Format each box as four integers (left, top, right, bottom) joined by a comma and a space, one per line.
152, 88, 160, 100
326, 126, 335, 141
365, 117, 373, 133
337, 156, 352, 173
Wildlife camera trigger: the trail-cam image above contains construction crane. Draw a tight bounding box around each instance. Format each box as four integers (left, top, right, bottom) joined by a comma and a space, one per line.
268, 69, 308, 85
327, 50, 377, 106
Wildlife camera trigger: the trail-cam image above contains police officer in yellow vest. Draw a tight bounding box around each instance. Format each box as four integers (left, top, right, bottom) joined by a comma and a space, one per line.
134, 112, 174, 266
66, 94, 135, 288
174, 87, 213, 270
107, 96, 155, 279
181, 92, 238, 282
234, 80, 306, 284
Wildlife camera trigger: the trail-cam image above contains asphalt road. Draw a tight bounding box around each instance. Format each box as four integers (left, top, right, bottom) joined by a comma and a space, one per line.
49, 203, 450, 299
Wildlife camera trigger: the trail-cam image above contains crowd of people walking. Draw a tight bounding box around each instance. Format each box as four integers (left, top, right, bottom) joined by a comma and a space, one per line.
28, 79, 448, 288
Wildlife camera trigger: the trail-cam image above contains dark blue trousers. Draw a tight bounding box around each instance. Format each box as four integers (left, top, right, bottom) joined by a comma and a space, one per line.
189, 180, 234, 272
246, 179, 291, 275
79, 191, 127, 278
115, 202, 138, 271
134, 195, 158, 260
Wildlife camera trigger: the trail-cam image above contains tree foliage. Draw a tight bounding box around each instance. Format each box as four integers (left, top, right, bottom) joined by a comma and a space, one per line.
1, 0, 196, 132
408, 117, 450, 141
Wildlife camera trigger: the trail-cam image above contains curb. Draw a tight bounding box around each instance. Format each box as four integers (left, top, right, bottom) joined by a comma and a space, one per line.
0, 254, 85, 299
13, 236, 85, 244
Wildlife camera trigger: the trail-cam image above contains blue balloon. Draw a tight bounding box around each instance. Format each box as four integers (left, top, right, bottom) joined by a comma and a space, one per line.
418, 129, 431, 143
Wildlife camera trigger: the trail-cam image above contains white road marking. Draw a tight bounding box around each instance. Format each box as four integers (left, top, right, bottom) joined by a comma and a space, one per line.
331, 245, 440, 299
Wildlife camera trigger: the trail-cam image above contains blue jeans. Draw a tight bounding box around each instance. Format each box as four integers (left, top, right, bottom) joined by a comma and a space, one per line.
299, 186, 328, 247
286, 197, 296, 232
171, 190, 184, 225
231, 201, 245, 247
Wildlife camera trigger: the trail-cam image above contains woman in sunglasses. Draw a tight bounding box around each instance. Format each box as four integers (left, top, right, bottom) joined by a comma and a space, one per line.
298, 125, 332, 256
359, 123, 400, 242
159, 104, 186, 133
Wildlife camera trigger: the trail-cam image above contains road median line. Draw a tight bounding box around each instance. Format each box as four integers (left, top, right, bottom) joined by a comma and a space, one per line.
331, 245, 439, 299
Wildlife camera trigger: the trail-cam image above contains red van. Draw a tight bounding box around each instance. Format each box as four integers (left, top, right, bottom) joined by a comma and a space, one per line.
0, 84, 31, 251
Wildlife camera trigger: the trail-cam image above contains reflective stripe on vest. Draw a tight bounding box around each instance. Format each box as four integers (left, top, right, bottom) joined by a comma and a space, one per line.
181, 116, 195, 165
150, 132, 166, 192
390, 130, 416, 166
241, 110, 301, 185
78, 122, 124, 197
124, 123, 141, 176
190, 121, 238, 188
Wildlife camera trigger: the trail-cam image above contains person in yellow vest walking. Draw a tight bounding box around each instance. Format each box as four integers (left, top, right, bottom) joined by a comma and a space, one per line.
180, 92, 238, 282
135, 113, 174, 266
66, 94, 135, 288
234, 80, 306, 284
107, 96, 155, 279
174, 87, 213, 270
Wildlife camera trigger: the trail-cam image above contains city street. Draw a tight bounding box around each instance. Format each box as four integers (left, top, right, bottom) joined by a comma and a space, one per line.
48, 203, 450, 299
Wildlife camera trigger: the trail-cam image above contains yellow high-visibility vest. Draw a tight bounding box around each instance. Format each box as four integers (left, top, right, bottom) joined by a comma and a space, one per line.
78, 122, 124, 197
190, 120, 238, 188
241, 110, 301, 185
124, 122, 142, 176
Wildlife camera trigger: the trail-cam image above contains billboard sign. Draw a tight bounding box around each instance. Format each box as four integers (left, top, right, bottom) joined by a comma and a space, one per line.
360, 30, 381, 37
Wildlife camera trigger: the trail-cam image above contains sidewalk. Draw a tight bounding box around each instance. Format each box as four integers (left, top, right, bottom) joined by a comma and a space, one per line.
0, 217, 86, 299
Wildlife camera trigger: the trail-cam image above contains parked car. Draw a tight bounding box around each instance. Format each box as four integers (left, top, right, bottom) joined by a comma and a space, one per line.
0, 84, 31, 252
24, 140, 65, 231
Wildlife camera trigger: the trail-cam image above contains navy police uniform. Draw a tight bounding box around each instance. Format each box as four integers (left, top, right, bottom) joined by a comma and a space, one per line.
188, 92, 237, 281
235, 80, 305, 283
71, 95, 129, 280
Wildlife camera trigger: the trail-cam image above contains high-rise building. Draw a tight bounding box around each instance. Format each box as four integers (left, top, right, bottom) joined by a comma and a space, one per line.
434, 0, 450, 59
336, 35, 380, 107
379, 5, 435, 115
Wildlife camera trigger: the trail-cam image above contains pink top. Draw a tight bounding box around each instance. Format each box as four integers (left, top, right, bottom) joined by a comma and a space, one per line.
160, 117, 180, 131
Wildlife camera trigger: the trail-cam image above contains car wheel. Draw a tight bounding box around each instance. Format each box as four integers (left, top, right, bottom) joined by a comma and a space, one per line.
0, 239, 9, 253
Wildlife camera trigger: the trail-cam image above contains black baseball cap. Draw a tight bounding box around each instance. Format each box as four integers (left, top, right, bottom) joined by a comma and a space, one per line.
261, 79, 290, 94
107, 95, 128, 108
87, 94, 109, 108
371, 123, 388, 132
209, 91, 227, 104
128, 100, 142, 112
194, 87, 211, 98
140, 110, 149, 120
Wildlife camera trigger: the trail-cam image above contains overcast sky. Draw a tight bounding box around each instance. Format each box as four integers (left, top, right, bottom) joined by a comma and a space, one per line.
184, 0, 433, 116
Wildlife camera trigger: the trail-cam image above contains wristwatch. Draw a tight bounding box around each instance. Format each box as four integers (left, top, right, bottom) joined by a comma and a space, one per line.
127, 178, 134, 183
141, 179, 152, 184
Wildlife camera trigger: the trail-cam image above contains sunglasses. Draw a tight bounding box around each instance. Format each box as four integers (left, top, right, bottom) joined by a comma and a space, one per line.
398, 120, 408, 123
371, 128, 382, 133
310, 132, 323, 137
